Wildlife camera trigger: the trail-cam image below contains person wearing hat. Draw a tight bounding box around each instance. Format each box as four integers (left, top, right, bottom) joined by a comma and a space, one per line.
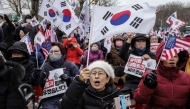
119, 33, 155, 108
106, 35, 126, 90
134, 41, 190, 108
0, 14, 15, 49
61, 35, 68, 43
60, 60, 120, 109
81, 41, 104, 68
63, 37, 83, 69
4, 41, 34, 84
0, 55, 27, 109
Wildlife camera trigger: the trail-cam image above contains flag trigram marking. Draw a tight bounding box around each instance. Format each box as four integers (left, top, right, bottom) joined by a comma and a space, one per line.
101, 26, 109, 35
61, 1, 66, 7
130, 17, 143, 29
132, 4, 143, 11
102, 11, 113, 21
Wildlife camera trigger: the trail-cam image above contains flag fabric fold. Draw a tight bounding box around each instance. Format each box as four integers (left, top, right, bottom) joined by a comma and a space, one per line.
53, 0, 79, 36
90, 3, 156, 44
20, 35, 33, 54
38, 0, 63, 27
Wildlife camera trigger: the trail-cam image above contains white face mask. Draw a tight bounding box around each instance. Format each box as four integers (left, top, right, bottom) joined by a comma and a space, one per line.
135, 43, 146, 50
49, 53, 61, 61
26, 19, 31, 23
91, 47, 98, 51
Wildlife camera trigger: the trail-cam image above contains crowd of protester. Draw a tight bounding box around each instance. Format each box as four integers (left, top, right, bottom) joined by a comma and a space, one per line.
0, 14, 190, 109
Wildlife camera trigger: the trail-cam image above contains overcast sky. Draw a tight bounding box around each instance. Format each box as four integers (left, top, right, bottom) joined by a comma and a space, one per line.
117, 0, 189, 6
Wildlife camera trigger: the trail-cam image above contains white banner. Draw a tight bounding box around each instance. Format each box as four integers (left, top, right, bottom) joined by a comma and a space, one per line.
90, 3, 156, 44
40, 68, 68, 99
124, 54, 156, 78
150, 43, 159, 54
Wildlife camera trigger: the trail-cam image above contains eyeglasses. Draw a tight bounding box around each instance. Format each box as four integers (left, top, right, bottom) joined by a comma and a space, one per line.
49, 50, 60, 54
91, 71, 106, 76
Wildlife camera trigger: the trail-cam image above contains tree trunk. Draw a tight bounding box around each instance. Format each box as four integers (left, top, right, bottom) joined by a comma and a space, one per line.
31, 0, 40, 19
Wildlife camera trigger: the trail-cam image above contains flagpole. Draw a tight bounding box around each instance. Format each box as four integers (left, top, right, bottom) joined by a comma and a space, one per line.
40, 58, 47, 69
36, 51, 39, 68
155, 35, 170, 70
86, 4, 95, 67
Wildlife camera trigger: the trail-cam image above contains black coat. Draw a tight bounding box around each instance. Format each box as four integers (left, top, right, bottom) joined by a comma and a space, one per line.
119, 34, 155, 94
61, 76, 120, 109
0, 27, 7, 52
0, 62, 25, 109
4, 41, 35, 84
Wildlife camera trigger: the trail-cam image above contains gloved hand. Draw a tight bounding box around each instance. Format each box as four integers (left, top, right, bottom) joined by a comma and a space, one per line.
59, 74, 72, 86
4, 14, 10, 22
34, 68, 42, 78
143, 70, 157, 89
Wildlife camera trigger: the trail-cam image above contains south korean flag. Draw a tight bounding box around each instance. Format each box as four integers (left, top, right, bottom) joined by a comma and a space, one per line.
53, 0, 78, 36
90, 3, 156, 44
38, 0, 63, 27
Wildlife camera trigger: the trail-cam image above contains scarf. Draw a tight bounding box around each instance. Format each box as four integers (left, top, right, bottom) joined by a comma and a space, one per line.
136, 48, 146, 55
185, 56, 190, 75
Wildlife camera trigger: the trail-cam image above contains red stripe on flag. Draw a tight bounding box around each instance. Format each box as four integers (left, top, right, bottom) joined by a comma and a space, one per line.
41, 47, 49, 59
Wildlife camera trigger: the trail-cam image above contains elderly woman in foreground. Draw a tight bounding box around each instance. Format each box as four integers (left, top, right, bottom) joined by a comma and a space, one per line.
60, 60, 120, 109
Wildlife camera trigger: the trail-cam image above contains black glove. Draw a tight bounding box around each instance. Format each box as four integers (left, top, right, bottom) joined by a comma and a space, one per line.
59, 74, 72, 86
4, 14, 10, 22
143, 70, 157, 89
34, 68, 42, 78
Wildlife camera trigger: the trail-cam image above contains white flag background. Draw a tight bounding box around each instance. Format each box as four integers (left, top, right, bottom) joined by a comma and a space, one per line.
104, 37, 112, 53
20, 35, 33, 54
169, 17, 185, 33
90, 3, 156, 44
166, 11, 177, 24
53, 0, 78, 36
40, 19, 48, 30
78, 1, 90, 36
30, 16, 39, 27
34, 31, 45, 46
38, 0, 63, 27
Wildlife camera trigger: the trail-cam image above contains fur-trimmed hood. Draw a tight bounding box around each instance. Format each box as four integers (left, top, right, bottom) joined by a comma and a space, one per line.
0, 61, 25, 85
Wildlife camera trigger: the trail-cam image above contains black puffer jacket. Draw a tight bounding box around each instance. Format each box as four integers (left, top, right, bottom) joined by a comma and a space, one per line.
61, 76, 120, 109
4, 41, 34, 84
119, 34, 155, 94
0, 61, 25, 109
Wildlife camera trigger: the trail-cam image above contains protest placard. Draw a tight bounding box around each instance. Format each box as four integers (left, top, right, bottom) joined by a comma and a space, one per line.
40, 68, 68, 99
124, 54, 156, 78
150, 43, 160, 54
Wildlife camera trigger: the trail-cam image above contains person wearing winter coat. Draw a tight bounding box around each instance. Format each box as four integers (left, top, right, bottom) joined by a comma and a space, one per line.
0, 14, 15, 48
119, 33, 155, 93
134, 41, 190, 108
60, 60, 120, 109
4, 41, 35, 84
106, 35, 126, 89
119, 33, 155, 108
0, 55, 26, 109
63, 37, 83, 68
0, 27, 7, 53
81, 42, 104, 68
30, 42, 80, 109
